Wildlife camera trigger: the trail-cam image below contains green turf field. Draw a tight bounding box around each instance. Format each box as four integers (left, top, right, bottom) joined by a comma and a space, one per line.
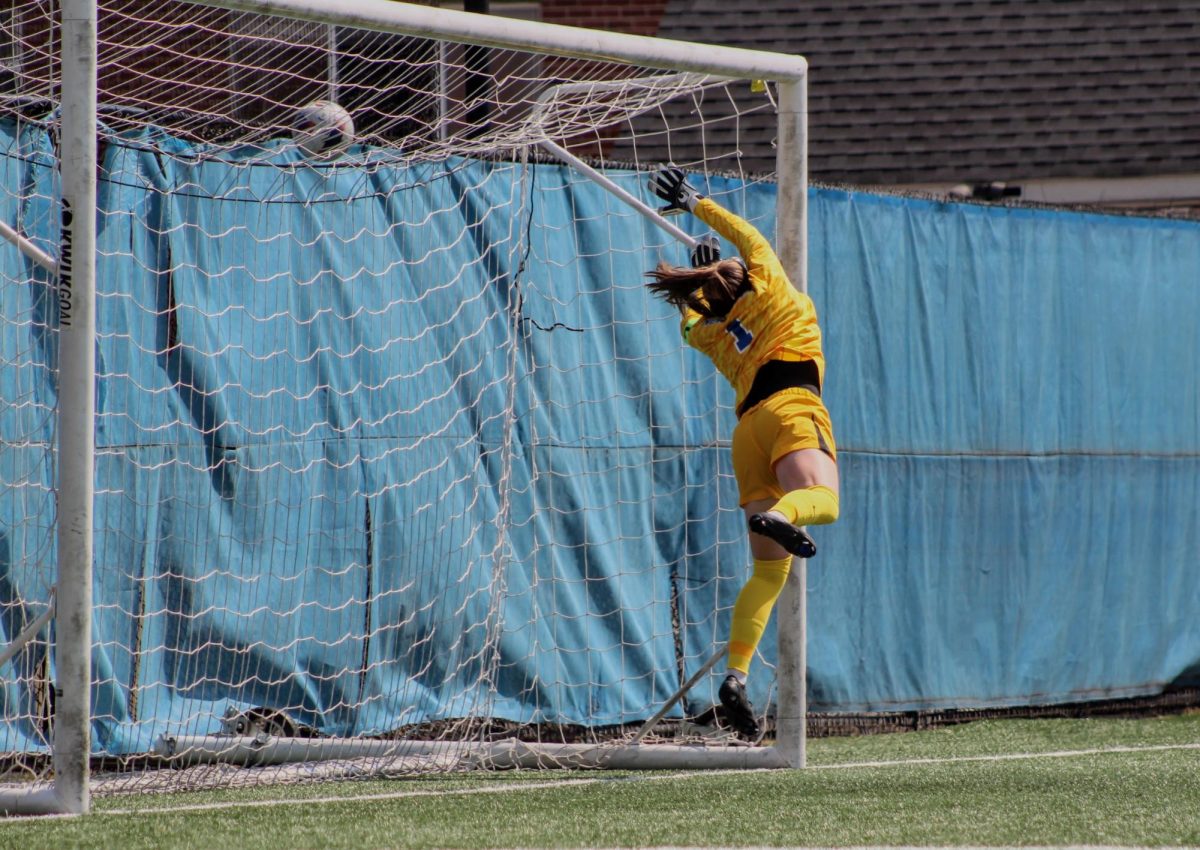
3, 713, 1199, 849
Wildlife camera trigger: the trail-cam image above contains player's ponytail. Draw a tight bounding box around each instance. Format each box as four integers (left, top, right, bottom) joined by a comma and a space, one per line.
645, 259, 746, 319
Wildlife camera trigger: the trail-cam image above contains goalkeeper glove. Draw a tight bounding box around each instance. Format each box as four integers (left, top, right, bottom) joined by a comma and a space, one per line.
690, 235, 720, 267
649, 166, 703, 214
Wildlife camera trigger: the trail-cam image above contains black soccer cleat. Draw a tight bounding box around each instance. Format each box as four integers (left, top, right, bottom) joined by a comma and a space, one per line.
718, 675, 761, 742
748, 512, 817, 558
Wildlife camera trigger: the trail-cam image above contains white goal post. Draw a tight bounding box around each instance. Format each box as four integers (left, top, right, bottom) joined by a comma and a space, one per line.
0, 0, 808, 815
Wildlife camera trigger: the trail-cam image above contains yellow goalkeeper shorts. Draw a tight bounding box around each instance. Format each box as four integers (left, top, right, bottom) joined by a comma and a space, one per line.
730, 387, 838, 506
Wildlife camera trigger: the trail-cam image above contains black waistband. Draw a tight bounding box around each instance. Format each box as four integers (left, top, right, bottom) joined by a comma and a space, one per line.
736, 359, 821, 418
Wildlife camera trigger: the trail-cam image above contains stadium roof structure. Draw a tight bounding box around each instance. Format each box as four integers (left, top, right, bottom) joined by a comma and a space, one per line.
636, 0, 1200, 194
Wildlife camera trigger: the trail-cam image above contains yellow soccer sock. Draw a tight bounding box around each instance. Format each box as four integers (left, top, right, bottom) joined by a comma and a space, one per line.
771, 484, 839, 527
726, 556, 792, 675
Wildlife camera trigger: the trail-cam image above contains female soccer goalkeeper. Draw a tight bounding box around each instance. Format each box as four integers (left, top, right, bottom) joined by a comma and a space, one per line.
646, 166, 840, 741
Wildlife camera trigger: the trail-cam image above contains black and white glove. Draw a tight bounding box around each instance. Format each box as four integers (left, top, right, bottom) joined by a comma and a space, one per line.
649, 165, 703, 214
690, 235, 720, 267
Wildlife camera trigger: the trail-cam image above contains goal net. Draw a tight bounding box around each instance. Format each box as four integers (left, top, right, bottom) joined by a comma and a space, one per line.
0, 0, 808, 809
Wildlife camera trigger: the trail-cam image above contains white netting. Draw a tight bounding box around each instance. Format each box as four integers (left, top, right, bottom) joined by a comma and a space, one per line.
0, 0, 787, 798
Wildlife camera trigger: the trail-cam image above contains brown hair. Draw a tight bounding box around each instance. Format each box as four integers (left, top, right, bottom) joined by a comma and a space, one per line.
644, 259, 746, 320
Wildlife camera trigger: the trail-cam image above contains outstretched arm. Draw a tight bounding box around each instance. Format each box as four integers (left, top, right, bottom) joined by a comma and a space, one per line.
648, 166, 776, 271
692, 198, 776, 271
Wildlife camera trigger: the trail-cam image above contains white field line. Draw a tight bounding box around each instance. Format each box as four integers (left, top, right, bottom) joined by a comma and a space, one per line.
808, 740, 1200, 770
7, 740, 1200, 822
580, 846, 1199, 850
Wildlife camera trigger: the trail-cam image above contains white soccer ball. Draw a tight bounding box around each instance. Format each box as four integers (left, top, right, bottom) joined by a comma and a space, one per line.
291, 100, 355, 159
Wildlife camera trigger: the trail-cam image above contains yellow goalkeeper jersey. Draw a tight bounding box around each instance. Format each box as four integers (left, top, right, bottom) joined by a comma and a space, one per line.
681, 198, 825, 412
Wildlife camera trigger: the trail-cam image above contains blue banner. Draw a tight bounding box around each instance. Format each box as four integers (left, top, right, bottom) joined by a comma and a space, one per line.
1, 119, 1198, 754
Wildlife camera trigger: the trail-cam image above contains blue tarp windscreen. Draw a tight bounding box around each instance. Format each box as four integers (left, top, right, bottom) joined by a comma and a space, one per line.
0, 119, 1198, 754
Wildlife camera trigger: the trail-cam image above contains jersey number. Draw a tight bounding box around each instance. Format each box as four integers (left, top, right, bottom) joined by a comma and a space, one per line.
725, 319, 754, 352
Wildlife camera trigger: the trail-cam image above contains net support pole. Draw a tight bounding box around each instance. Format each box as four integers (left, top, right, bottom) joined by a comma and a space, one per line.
773, 76, 808, 769
630, 643, 727, 744
537, 140, 698, 250
0, 220, 59, 276
0, 589, 56, 669
55, 0, 99, 815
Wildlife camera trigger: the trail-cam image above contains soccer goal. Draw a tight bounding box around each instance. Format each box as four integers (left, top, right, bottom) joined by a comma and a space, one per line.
0, 0, 808, 814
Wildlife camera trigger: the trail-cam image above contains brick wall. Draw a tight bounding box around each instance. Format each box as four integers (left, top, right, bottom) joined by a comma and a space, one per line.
538, 0, 669, 37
